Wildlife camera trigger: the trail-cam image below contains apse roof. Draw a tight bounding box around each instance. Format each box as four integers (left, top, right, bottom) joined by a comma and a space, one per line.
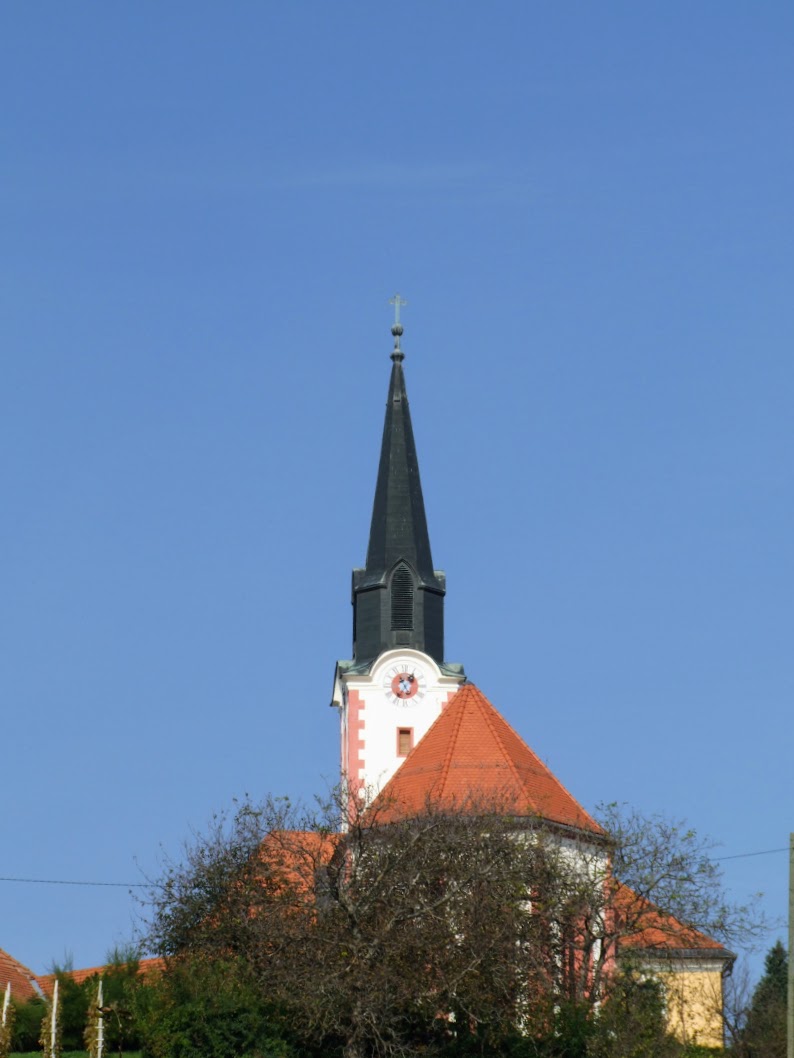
375, 682, 603, 836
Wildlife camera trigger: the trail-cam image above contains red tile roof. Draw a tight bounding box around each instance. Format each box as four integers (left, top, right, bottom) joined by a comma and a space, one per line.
614, 883, 733, 958
37, 957, 164, 997
0, 947, 40, 1002
375, 683, 603, 835
257, 829, 339, 895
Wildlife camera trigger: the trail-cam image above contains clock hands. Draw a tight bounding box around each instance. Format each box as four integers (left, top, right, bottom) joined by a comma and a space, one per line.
386, 665, 424, 702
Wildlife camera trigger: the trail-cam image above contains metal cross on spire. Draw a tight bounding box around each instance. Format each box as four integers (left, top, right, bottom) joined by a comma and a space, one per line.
389, 293, 407, 326
389, 293, 407, 361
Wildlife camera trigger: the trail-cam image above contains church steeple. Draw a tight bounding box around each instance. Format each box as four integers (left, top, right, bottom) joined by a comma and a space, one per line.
351, 298, 446, 665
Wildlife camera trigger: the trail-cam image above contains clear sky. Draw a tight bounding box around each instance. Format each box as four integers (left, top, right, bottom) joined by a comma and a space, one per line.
1, 3, 792, 982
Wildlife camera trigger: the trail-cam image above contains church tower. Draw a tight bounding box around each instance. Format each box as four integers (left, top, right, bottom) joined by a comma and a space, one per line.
331, 300, 465, 797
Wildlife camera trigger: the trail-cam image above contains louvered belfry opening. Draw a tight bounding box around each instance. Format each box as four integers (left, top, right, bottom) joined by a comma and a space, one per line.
390, 563, 414, 631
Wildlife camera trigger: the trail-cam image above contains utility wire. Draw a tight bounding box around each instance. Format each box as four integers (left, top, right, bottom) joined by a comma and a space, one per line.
714, 847, 789, 861
0, 876, 147, 888
0, 846, 789, 887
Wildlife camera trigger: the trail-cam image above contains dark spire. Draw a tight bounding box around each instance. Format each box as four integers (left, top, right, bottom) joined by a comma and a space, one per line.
351, 299, 446, 665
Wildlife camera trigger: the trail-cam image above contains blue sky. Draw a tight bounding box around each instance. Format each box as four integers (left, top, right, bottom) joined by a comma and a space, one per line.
1, 3, 792, 981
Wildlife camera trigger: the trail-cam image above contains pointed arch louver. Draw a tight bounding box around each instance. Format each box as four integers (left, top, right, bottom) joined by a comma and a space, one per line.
390, 563, 414, 631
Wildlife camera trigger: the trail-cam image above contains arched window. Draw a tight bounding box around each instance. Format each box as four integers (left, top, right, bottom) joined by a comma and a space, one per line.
390, 563, 414, 631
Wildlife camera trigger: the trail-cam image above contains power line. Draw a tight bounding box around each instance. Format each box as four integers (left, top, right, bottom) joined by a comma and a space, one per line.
0, 876, 147, 888
714, 847, 789, 861
0, 846, 787, 889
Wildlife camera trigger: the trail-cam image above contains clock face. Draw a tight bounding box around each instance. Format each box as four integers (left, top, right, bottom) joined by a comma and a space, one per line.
392, 673, 418, 699
383, 662, 427, 705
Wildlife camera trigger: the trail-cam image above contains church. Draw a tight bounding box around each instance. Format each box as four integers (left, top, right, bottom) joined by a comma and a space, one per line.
329, 301, 733, 1049
0, 303, 734, 1051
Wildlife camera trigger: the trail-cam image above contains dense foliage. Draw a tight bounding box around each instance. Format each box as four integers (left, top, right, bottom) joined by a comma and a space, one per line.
10, 998, 45, 1053
6, 791, 756, 1057
132, 955, 305, 1058
737, 940, 787, 1058
138, 790, 753, 1057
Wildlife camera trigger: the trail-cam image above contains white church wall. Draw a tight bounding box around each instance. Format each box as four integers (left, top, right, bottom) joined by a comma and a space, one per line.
335, 648, 463, 796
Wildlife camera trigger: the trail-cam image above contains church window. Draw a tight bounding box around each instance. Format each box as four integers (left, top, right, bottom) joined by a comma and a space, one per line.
397, 728, 413, 756
391, 563, 414, 630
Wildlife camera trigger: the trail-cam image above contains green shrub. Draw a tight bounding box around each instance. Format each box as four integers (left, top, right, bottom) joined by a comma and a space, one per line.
133, 956, 300, 1058
11, 998, 46, 1053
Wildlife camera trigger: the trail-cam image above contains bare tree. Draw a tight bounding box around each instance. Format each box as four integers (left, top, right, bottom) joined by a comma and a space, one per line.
145, 791, 565, 1056
722, 958, 753, 1055
600, 802, 762, 952
141, 791, 762, 1058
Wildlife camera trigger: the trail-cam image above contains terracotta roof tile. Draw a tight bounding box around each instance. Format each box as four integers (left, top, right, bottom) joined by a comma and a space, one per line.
257, 829, 339, 894
0, 947, 41, 1002
37, 957, 164, 997
614, 883, 733, 957
375, 683, 602, 835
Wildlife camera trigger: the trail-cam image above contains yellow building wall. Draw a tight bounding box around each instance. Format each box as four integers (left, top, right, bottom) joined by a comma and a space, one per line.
660, 967, 725, 1049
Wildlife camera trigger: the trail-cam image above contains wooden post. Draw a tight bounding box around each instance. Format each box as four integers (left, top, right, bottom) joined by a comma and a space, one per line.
51, 978, 59, 1058
97, 977, 104, 1058
788, 833, 793, 1058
